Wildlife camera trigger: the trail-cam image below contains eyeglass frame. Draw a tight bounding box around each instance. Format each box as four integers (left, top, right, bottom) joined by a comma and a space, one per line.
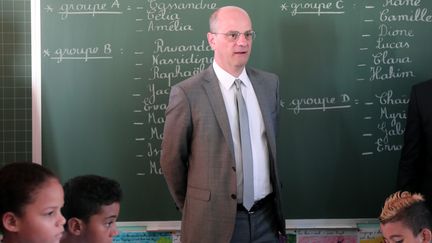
210, 30, 256, 41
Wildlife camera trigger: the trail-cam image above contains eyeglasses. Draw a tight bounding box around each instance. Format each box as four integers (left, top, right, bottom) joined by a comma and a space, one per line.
211, 31, 256, 42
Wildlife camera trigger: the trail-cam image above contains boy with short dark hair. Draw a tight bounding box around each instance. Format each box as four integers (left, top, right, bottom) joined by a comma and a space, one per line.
61, 175, 122, 243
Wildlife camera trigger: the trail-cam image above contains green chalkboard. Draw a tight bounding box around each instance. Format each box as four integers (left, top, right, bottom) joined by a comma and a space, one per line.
40, 0, 432, 221
1, 0, 32, 165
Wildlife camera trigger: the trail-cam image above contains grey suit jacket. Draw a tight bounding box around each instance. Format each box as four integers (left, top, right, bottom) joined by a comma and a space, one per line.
160, 66, 285, 243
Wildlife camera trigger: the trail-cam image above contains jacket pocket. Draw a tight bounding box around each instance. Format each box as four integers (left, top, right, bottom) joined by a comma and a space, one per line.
187, 186, 210, 201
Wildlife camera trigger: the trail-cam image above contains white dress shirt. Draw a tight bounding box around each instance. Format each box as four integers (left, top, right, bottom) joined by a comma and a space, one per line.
212, 61, 272, 203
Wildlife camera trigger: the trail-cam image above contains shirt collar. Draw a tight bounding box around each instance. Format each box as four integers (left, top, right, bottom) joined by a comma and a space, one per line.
212, 61, 251, 90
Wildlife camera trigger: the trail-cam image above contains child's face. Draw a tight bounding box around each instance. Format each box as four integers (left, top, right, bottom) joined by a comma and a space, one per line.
380, 221, 428, 243
15, 178, 66, 243
81, 202, 120, 243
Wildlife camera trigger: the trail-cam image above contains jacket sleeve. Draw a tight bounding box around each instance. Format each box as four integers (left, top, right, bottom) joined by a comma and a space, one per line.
397, 85, 422, 192
160, 85, 192, 211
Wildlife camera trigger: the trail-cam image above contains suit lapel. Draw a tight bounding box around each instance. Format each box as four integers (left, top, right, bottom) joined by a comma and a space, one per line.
201, 67, 236, 162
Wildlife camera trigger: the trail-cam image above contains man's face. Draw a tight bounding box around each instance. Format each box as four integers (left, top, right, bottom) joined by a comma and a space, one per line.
381, 221, 429, 243
207, 8, 253, 76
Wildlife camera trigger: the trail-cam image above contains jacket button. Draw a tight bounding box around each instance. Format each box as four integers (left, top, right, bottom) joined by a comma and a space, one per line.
231, 194, 237, 199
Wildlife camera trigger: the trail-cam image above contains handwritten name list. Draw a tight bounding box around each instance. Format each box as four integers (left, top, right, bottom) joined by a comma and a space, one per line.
277, 0, 431, 157
362, 0, 430, 155
42, 0, 216, 176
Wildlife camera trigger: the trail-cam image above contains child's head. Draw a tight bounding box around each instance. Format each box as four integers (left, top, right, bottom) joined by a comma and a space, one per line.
0, 162, 65, 243
380, 191, 432, 243
61, 174, 122, 243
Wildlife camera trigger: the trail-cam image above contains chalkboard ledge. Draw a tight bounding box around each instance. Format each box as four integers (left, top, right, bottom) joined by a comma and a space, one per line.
117, 219, 379, 231
117, 221, 181, 232
285, 218, 378, 229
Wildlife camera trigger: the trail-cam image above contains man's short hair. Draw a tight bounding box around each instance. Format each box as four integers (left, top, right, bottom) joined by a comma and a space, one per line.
62, 174, 122, 223
209, 6, 249, 33
380, 191, 432, 234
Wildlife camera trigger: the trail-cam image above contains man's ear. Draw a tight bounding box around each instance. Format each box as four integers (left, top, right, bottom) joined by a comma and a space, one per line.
207, 32, 216, 50
420, 228, 432, 243
2, 212, 19, 232
66, 217, 85, 236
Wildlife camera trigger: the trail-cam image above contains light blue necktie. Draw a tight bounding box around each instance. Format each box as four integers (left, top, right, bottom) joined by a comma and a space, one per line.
234, 79, 254, 211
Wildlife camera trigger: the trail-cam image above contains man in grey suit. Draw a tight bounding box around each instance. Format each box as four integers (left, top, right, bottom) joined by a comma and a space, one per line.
160, 6, 285, 243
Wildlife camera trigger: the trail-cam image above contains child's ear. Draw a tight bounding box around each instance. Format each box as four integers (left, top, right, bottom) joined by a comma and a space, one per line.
66, 217, 84, 235
420, 228, 432, 243
2, 212, 19, 232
